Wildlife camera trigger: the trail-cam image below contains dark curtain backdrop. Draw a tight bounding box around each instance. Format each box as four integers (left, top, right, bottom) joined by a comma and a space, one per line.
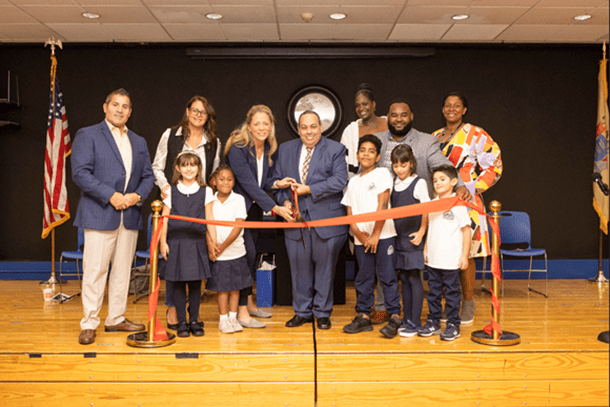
0, 43, 605, 261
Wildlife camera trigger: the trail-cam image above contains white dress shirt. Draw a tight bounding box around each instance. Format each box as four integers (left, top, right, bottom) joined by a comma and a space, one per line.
106, 120, 132, 191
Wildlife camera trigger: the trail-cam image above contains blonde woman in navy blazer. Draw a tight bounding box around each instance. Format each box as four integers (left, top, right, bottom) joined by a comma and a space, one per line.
225, 105, 293, 328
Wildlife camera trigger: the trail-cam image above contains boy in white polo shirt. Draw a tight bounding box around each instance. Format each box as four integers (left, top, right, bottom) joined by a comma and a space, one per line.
419, 165, 471, 341
341, 134, 402, 339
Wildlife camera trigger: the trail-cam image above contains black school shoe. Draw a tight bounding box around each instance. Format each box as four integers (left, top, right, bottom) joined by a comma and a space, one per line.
317, 317, 331, 330
189, 321, 204, 337
177, 322, 190, 338
343, 314, 373, 333
379, 316, 402, 339
285, 315, 314, 327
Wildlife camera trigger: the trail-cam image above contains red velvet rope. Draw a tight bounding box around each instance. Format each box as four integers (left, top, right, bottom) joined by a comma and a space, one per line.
148, 276, 168, 341
147, 196, 503, 340
486, 250, 503, 337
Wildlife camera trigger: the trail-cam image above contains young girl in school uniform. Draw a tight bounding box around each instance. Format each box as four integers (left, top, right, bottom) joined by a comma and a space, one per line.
160, 151, 213, 338
389, 144, 431, 338
205, 165, 254, 334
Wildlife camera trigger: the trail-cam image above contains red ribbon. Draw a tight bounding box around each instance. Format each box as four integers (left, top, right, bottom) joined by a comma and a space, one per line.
146, 196, 503, 339
147, 217, 168, 341
290, 186, 301, 218
148, 276, 168, 341
484, 249, 503, 337
290, 185, 309, 230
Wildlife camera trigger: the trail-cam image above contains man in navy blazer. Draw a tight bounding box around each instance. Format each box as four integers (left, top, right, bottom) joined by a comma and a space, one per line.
273, 110, 348, 330
71, 88, 154, 345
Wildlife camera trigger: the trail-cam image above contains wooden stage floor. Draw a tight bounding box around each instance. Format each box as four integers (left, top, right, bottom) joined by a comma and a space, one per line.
0, 279, 608, 407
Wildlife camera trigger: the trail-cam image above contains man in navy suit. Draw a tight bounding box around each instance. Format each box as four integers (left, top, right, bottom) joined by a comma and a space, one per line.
273, 110, 348, 330
71, 88, 155, 345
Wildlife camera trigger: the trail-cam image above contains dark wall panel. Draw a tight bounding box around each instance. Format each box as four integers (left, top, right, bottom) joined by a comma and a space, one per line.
0, 43, 604, 261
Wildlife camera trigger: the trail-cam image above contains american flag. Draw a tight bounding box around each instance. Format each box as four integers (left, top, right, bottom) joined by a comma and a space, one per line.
42, 56, 71, 239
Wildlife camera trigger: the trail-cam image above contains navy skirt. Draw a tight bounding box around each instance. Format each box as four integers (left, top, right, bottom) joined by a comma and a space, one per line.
395, 249, 425, 271
206, 255, 253, 292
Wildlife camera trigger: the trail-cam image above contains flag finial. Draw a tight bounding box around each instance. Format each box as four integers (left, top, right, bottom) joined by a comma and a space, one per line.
44, 37, 63, 56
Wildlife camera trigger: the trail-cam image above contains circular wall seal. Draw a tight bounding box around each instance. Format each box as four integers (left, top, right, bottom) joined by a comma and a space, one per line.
286, 84, 344, 140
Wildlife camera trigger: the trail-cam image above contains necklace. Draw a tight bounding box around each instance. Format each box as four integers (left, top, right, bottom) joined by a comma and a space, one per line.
440, 122, 463, 149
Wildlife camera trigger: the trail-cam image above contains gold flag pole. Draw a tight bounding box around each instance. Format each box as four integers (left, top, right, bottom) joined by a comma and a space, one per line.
590, 42, 610, 284
40, 37, 65, 286
594, 43, 610, 343
590, 228, 609, 283
471, 201, 520, 346
127, 201, 176, 348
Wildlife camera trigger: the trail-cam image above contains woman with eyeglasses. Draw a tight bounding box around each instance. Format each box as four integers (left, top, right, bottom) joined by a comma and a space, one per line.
152, 95, 221, 330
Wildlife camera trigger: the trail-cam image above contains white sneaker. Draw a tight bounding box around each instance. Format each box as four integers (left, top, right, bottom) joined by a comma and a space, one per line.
219, 319, 234, 334
229, 317, 243, 332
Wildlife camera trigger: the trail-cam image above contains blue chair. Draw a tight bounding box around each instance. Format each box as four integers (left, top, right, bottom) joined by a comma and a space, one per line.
131, 215, 162, 303
497, 211, 548, 298
57, 227, 84, 302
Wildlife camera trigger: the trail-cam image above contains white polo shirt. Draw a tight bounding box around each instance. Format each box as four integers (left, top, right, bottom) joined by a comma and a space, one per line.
211, 191, 248, 261
341, 167, 396, 245
426, 194, 471, 270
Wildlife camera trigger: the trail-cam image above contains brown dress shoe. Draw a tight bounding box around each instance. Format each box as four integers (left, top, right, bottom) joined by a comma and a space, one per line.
104, 318, 145, 332
79, 329, 96, 345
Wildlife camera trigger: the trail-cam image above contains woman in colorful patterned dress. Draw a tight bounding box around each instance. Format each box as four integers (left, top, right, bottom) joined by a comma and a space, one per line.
432, 92, 503, 325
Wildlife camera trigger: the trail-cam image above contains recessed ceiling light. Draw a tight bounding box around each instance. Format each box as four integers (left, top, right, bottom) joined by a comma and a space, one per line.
206, 13, 223, 20
330, 13, 347, 20
452, 14, 469, 20
574, 14, 592, 21
81, 12, 100, 19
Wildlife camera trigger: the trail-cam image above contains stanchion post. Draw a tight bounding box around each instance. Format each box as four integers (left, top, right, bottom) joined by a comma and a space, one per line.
490, 202, 501, 340
148, 201, 162, 342
127, 200, 176, 348
471, 200, 521, 346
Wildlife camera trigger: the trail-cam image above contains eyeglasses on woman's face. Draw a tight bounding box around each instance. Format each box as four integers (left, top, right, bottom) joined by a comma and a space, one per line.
190, 108, 208, 116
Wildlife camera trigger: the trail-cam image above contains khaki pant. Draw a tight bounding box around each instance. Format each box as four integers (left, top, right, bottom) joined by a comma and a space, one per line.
80, 224, 138, 330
